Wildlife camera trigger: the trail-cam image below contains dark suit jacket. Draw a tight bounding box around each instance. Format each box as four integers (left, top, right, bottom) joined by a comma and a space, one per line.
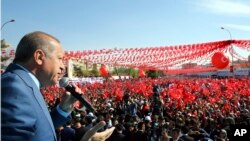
133, 130, 148, 141
1, 63, 69, 141
75, 126, 90, 141
60, 126, 76, 141
106, 130, 126, 141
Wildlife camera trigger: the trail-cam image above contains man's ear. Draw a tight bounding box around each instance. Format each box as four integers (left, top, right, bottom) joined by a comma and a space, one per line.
34, 49, 45, 65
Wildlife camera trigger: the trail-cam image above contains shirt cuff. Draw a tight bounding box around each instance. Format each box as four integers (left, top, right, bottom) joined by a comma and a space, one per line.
56, 105, 71, 117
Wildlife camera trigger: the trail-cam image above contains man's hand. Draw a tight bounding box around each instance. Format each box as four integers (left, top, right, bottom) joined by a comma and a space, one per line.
59, 84, 81, 113
81, 121, 115, 141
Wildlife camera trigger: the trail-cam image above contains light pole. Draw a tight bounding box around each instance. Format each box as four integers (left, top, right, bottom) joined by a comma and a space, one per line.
1, 19, 15, 30
221, 27, 234, 73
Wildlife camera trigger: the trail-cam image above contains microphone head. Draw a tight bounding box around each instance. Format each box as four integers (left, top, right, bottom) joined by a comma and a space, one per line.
59, 77, 69, 87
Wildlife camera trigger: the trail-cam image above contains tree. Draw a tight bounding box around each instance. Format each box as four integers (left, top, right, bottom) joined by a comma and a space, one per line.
129, 68, 138, 78
146, 70, 164, 78
1, 39, 11, 49
111, 67, 127, 75
1, 39, 12, 69
90, 64, 99, 77
72, 63, 89, 77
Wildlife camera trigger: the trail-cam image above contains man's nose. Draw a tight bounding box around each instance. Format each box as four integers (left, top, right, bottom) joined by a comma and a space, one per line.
60, 65, 66, 74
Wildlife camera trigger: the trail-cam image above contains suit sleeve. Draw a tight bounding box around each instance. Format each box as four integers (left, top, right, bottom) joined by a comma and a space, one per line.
50, 106, 71, 129
1, 75, 37, 141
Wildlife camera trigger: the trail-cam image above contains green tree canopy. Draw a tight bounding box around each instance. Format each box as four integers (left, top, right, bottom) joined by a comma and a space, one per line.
1, 39, 11, 49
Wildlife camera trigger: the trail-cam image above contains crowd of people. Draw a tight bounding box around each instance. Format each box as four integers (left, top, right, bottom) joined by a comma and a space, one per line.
2, 31, 249, 141
43, 77, 250, 141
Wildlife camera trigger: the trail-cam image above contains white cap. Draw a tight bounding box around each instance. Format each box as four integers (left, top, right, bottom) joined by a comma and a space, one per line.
145, 116, 151, 121
88, 112, 94, 117
106, 103, 111, 107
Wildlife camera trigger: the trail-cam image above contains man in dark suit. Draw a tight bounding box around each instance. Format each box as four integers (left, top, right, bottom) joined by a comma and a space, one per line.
1, 31, 115, 141
61, 120, 76, 141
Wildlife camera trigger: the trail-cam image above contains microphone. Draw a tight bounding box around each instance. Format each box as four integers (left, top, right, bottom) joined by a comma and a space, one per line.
59, 77, 96, 113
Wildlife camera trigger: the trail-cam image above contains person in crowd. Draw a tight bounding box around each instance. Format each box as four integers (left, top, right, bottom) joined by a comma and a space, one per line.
158, 127, 171, 141
133, 121, 148, 141
221, 117, 235, 139
169, 128, 183, 141
188, 119, 211, 141
56, 126, 64, 141
60, 120, 76, 141
179, 126, 194, 141
123, 122, 135, 141
1, 31, 115, 141
106, 123, 126, 141
74, 121, 85, 141
215, 129, 228, 141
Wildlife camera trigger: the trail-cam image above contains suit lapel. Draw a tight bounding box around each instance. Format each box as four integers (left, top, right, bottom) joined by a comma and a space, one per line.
33, 87, 57, 140
6, 63, 57, 140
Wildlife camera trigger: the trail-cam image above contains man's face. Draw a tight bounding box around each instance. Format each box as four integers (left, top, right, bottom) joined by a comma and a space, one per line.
39, 40, 65, 87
